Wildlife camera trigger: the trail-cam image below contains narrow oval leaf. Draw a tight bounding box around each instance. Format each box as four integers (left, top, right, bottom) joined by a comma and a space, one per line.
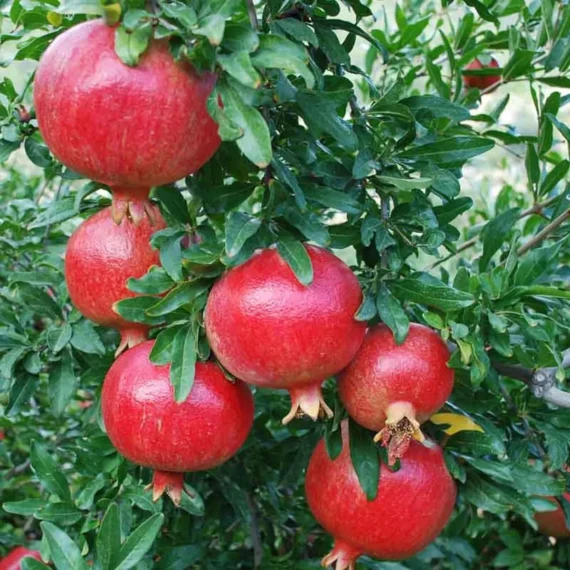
113, 513, 165, 570
277, 238, 313, 286
41, 521, 90, 570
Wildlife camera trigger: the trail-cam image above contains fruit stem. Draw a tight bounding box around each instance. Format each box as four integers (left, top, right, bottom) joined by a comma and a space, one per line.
373, 401, 424, 465
111, 186, 154, 225
321, 539, 361, 570
116, 326, 149, 356
282, 383, 333, 425
150, 470, 186, 506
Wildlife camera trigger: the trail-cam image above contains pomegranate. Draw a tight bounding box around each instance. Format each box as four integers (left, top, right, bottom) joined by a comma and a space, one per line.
65, 205, 166, 355
204, 245, 366, 424
338, 323, 454, 464
34, 19, 220, 220
305, 421, 456, 568
0, 547, 42, 570
101, 340, 254, 504
462, 57, 501, 91
535, 493, 570, 538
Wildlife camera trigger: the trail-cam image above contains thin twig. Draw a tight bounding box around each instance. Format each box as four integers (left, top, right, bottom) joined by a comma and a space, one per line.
516, 209, 570, 256
427, 195, 563, 271
246, 0, 259, 29
246, 493, 263, 568
7, 458, 31, 478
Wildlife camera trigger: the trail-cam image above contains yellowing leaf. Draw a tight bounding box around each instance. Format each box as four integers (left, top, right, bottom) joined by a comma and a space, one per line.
47, 11, 63, 26
431, 413, 484, 435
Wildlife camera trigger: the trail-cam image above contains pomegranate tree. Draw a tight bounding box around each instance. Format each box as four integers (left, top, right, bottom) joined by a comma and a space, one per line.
463, 57, 501, 91
101, 340, 254, 504
305, 422, 456, 568
34, 19, 220, 218
204, 245, 366, 424
338, 323, 454, 464
65, 205, 166, 354
0, 548, 42, 570
534, 493, 570, 538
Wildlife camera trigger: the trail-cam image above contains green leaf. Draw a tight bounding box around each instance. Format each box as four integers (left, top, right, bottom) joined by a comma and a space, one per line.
146, 282, 209, 317
218, 83, 272, 168
48, 323, 72, 354
48, 351, 77, 417
503, 49, 536, 80
160, 1, 196, 28
222, 22, 259, 53
349, 419, 379, 501
24, 138, 52, 168
128, 266, 174, 295
3, 499, 45, 516
97, 503, 121, 570
277, 237, 313, 286
41, 522, 89, 570
514, 237, 565, 286
113, 513, 165, 570
218, 52, 261, 89
281, 207, 331, 246
389, 278, 475, 312
540, 160, 570, 196
304, 184, 362, 214
377, 175, 433, 191
70, 320, 105, 355
251, 34, 314, 88
297, 90, 358, 151
154, 187, 190, 224
179, 486, 205, 516
170, 326, 197, 403
274, 18, 319, 47
479, 208, 521, 271
376, 283, 409, 345
401, 96, 470, 122
0, 139, 21, 162
355, 289, 377, 321
113, 296, 163, 325
398, 137, 494, 166
55, 0, 104, 15
35, 502, 83, 526
31, 443, 70, 501
114, 24, 152, 67
510, 465, 565, 496
15, 283, 61, 319
194, 0, 241, 46
525, 144, 540, 187
271, 157, 306, 210
149, 326, 180, 365
225, 212, 262, 258
546, 112, 570, 147
6, 374, 38, 416
21, 559, 49, 570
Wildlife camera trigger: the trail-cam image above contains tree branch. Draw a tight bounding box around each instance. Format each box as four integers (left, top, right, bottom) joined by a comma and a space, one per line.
246, 493, 263, 568
516, 208, 570, 256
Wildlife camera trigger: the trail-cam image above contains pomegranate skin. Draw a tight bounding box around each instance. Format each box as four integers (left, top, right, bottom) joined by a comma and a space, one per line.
204, 245, 366, 424
463, 57, 501, 91
102, 341, 254, 501
339, 323, 454, 430
34, 20, 220, 190
535, 494, 570, 538
64, 206, 166, 353
0, 548, 42, 570
306, 423, 456, 566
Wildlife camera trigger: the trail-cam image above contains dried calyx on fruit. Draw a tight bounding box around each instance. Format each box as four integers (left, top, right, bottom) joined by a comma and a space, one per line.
34, 19, 221, 220
204, 244, 366, 424
339, 323, 454, 464
64, 205, 166, 355
101, 341, 254, 505
305, 421, 456, 569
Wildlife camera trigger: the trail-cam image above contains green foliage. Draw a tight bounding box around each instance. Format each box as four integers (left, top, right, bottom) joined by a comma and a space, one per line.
2, 0, 570, 568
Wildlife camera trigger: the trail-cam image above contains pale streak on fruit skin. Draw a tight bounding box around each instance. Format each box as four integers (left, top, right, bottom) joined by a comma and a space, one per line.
101, 341, 254, 474
34, 19, 220, 189
0, 547, 42, 570
306, 422, 456, 565
534, 493, 570, 538
204, 245, 366, 422
338, 323, 454, 434
64, 206, 166, 351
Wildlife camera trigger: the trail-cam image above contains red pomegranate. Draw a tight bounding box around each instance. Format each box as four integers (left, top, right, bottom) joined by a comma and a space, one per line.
65, 205, 166, 355
463, 57, 501, 91
204, 245, 366, 424
338, 323, 454, 464
306, 422, 456, 568
0, 547, 42, 570
34, 19, 220, 219
101, 340, 254, 504
535, 493, 570, 538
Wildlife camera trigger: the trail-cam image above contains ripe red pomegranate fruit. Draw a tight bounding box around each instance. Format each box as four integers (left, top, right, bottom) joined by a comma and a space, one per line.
338, 323, 454, 464
101, 340, 254, 504
463, 57, 501, 91
306, 421, 456, 568
535, 493, 570, 538
34, 19, 220, 220
65, 205, 166, 355
0, 547, 42, 570
204, 245, 366, 424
